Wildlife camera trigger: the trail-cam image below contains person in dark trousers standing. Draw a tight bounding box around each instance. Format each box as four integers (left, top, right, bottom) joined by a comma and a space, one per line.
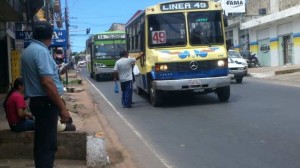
114, 51, 144, 108
21, 21, 71, 168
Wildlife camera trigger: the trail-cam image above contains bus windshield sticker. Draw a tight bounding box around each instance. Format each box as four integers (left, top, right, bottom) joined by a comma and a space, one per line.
196, 18, 208, 22
161, 2, 208, 11
152, 31, 167, 44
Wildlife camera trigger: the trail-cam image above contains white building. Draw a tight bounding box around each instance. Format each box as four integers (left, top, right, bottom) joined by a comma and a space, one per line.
226, 0, 300, 67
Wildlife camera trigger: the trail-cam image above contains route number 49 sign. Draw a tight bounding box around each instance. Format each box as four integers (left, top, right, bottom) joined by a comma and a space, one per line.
152, 31, 166, 44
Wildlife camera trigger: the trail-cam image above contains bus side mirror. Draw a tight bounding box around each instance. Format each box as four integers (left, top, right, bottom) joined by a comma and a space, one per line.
223, 14, 228, 27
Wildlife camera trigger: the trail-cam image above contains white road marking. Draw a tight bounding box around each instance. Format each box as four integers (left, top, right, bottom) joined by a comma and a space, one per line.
87, 79, 173, 168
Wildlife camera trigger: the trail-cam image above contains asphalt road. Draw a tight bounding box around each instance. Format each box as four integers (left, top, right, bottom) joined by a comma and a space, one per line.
80, 69, 300, 168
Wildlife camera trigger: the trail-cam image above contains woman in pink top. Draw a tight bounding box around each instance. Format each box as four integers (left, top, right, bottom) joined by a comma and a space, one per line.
3, 77, 34, 132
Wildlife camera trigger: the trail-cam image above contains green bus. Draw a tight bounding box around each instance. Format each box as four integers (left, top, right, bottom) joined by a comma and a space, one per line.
86, 31, 126, 81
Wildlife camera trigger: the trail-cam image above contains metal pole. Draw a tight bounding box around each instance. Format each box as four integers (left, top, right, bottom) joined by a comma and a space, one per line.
64, 0, 69, 88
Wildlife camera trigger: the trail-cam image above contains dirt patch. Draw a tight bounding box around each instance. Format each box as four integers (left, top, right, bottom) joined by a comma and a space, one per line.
64, 79, 137, 168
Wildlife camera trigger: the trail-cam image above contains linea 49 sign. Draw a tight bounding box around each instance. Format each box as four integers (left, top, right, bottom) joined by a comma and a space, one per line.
160, 1, 208, 11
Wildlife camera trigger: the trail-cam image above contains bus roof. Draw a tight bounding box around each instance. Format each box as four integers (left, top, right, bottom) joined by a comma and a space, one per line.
126, 10, 144, 25
126, 0, 222, 26
94, 30, 125, 35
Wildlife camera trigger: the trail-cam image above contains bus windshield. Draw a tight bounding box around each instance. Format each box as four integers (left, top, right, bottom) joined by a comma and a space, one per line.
188, 11, 224, 45
94, 43, 125, 60
148, 13, 186, 48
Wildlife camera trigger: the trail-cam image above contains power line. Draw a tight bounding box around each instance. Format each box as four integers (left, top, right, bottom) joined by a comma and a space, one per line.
69, 34, 93, 36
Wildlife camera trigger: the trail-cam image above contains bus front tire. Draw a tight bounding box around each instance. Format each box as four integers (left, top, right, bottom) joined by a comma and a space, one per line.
216, 86, 230, 102
149, 82, 163, 107
95, 74, 101, 81
236, 78, 243, 84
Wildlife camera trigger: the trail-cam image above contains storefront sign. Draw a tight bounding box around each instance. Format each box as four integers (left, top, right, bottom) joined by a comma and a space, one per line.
260, 44, 270, 53
15, 31, 32, 48
221, 0, 245, 14
51, 30, 67, 47
160, 1, 208, 11
16, 29, 67, 48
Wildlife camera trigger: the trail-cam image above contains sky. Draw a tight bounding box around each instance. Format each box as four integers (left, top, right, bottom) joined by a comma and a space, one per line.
61, 0, 164, 53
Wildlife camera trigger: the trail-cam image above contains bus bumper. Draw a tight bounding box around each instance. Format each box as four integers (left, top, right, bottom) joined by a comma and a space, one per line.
152, 76, 230, 91
94, 67, 115, 79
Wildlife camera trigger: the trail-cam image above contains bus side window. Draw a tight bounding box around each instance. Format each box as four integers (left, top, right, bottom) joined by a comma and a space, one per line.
140, 22, 145, 51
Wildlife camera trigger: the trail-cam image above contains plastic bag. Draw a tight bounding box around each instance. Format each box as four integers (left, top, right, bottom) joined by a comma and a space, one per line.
114, 81, 119, 93
133, 64, 140, 76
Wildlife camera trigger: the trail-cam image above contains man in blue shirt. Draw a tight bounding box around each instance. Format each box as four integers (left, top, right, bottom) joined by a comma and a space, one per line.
21, 21, 71, 168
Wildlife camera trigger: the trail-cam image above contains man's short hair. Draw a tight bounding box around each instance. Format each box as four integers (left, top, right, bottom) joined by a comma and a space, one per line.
119, 51, 128, 57
33, 21, 53, 41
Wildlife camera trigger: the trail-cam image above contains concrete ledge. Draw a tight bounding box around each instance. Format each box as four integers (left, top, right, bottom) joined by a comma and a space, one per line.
275, 68, 300, 75
0, 130, 87, 160
248, 72, 275, 78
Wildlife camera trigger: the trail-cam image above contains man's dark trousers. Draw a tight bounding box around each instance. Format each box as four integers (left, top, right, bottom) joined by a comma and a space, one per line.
121, 80, 133, 108
30, 97, 59, 168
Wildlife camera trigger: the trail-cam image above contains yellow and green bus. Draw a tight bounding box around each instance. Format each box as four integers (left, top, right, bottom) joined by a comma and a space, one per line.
86, 31, 126, 81
126, 0, 230, 106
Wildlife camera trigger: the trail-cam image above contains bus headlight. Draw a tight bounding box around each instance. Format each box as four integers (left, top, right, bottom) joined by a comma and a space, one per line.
217, 60, 225, 67
155, 64, 168, 71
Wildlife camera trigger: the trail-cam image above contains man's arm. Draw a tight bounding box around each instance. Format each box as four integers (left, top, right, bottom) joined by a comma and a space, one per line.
136, 52, 145, 60
40, 76, 70, 123
114, 71, 119, 81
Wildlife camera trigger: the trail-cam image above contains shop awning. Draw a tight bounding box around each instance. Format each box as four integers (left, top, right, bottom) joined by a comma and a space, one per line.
0, 1, 23, 21
241, 6, 300, 30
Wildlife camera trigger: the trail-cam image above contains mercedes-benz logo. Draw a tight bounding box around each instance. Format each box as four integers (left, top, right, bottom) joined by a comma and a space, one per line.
189, 61, 198, 70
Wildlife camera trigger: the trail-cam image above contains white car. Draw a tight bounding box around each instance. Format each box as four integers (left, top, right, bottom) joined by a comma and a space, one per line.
228, 57, 247, 83
228, 50, 248, 73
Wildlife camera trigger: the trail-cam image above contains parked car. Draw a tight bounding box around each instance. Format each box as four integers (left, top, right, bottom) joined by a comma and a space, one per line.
228, 57, 247, 83
228, 50, 248, 73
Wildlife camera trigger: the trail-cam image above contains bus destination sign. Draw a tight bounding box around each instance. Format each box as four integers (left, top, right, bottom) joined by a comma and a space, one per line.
160, 1, 209, 11
95, 34, 125, 40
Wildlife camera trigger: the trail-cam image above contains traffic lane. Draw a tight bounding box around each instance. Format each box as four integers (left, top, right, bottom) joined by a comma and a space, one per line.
83, 76, 170, 168
86, 73, 300, 168
264, 71, 300, 87
128, 87, 300, 168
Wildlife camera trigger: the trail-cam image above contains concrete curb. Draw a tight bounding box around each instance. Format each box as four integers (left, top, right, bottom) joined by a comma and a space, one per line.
274, 68, 300, 75
86, 134, 108, 167
248, 68, 300, 78
247, 72, 275, 78
0, 130, 87, 160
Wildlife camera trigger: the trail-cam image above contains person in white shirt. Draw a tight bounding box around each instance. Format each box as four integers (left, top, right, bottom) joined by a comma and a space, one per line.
113, 51, 144, 108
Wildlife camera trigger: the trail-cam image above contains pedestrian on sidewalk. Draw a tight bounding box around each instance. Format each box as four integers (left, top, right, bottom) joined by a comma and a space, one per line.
113, 51, 144, 108
3, 77, 34, 132
21, 21, 71, 168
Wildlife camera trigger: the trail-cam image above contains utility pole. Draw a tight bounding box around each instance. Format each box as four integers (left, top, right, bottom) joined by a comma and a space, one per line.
64, 0, 69, 87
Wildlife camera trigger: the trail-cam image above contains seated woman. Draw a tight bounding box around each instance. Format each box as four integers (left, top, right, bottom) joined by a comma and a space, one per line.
3, 77, 35, 132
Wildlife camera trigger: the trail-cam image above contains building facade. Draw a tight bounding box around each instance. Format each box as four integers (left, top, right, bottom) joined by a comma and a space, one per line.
0, 0, 63, 93
227, 0, 300, 67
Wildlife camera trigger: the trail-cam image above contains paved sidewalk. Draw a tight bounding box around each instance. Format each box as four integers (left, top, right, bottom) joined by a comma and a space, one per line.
0, 159, 86, 168
247, 64, 300, 78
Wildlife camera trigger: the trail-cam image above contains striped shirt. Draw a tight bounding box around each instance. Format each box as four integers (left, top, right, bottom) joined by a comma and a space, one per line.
113, 57, 136, 82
